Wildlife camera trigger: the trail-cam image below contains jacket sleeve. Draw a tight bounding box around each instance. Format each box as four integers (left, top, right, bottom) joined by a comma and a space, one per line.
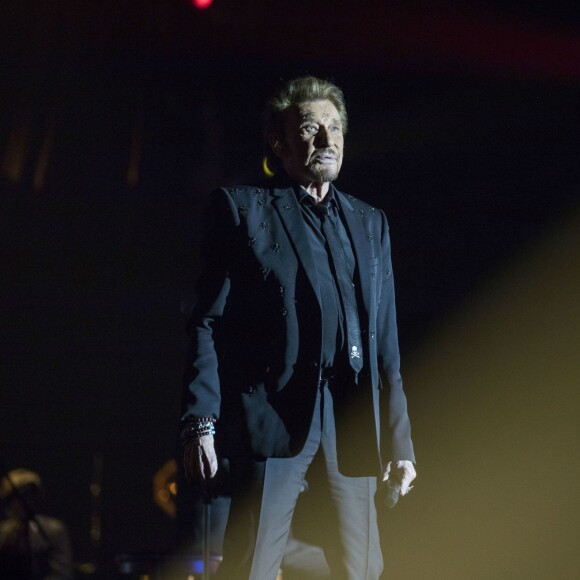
181, 188, 239, 421
376, 209, 416, 463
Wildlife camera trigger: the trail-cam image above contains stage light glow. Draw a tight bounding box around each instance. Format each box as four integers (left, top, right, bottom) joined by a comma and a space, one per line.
153, 459, 178, 518
192, 0, 214, 9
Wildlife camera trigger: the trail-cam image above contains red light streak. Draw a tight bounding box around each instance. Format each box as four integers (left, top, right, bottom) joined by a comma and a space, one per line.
192, 0, 214, 10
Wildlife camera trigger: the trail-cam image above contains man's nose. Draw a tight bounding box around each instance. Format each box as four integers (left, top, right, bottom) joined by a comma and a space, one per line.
316, 126, 333, 148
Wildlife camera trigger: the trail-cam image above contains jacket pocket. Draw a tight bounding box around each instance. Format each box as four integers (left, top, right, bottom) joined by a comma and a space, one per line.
241, 383, 292, 456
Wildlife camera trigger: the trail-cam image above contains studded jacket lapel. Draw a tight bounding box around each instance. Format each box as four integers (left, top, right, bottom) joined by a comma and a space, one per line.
271, 186, 322, 310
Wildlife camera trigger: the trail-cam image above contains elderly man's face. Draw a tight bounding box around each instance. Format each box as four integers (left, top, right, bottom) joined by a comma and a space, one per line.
277, 99, 344, 186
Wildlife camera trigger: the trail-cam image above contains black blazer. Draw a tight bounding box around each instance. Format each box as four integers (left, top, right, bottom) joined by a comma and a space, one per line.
182, 181, 415, 476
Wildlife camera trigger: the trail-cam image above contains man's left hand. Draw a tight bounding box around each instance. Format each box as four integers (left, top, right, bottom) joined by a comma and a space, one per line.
382, 460, 416, 496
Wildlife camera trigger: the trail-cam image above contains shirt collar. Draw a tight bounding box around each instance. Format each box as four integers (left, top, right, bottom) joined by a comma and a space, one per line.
295, 184, 338, 211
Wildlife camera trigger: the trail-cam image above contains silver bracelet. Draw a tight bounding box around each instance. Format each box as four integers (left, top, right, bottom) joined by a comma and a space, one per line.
180, 417, 216, 445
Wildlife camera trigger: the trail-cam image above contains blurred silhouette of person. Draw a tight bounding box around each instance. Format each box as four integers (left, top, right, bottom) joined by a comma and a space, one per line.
0, 468, 73, 579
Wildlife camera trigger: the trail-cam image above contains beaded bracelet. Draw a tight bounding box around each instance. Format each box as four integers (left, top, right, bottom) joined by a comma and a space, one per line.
180, 417, 216, 445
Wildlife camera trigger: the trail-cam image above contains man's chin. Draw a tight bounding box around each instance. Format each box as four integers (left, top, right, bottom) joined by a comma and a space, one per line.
309, 166, 340, 183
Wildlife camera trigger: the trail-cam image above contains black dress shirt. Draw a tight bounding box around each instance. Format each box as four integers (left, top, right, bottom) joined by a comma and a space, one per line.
295, 185, 356, 370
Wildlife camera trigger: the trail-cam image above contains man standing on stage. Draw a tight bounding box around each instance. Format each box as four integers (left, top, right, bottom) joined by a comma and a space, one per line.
181, 76, 416, 579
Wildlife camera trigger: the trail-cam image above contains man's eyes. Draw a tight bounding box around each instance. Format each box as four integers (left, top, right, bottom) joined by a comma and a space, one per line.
301, 124, 342, 134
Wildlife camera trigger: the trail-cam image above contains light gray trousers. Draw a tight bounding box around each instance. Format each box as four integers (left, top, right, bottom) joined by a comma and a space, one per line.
216, 383, 383, 580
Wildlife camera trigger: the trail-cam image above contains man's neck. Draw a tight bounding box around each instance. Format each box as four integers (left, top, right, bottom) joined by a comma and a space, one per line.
302, 181, 330, 204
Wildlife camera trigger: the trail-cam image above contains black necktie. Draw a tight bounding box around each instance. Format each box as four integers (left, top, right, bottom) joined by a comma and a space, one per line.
315, 204, 363, 374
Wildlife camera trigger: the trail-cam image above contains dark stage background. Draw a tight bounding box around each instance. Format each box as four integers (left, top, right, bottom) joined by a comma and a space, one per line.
1, 1, 579, 577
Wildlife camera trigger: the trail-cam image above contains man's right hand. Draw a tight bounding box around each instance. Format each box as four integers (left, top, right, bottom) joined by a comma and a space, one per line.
183, 434, 218, 498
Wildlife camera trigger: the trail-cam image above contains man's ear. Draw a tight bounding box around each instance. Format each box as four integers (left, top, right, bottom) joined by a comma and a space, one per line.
268, 134, 284, 159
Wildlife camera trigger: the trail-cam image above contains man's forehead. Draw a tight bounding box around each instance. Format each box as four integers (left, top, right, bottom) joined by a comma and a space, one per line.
295, 100, 341, 122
